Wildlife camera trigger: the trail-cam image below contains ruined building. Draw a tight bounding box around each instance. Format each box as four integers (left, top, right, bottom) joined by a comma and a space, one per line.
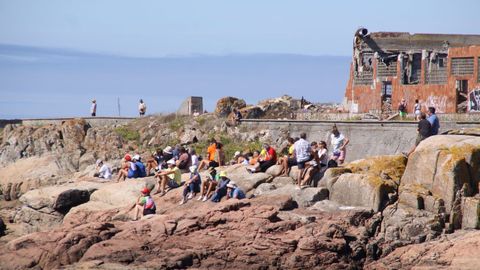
343, 28, 480, 114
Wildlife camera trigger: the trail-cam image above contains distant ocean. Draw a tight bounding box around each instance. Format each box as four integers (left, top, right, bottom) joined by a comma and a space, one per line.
0, 44, 350, 119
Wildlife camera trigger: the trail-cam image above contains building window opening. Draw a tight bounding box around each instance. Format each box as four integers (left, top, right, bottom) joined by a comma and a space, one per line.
456, 80, 468, 113
401, 53, 422, 85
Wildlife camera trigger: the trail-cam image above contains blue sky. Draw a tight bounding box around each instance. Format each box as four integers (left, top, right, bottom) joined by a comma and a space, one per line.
0, 0, 478, 118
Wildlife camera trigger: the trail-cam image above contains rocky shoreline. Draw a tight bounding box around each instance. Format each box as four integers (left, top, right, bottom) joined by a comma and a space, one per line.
1, 98, 479, 269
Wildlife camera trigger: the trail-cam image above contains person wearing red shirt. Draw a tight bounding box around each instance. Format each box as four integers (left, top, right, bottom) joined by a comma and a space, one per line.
249, 144, 277, 173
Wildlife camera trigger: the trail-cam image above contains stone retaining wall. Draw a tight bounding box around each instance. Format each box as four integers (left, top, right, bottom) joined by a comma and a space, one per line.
241, 119, 480, 162
0, 117, 135, 129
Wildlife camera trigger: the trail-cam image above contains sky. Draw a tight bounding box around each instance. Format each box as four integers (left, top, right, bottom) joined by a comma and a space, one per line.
0, 0, 478, 118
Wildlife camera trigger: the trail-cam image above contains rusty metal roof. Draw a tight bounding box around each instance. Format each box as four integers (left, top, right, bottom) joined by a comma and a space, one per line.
360, 32, 480, 53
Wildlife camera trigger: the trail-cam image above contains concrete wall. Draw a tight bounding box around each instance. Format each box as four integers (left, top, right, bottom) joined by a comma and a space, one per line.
177, 96, 203, 115
0, 117, 135, 129
241, 119, 480, 162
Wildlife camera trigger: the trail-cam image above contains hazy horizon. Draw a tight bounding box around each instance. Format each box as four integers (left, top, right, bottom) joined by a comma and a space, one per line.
0, 44, 351, 119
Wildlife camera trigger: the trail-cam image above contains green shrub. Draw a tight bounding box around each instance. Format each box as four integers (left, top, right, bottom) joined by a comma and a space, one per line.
115, 126, 140, 142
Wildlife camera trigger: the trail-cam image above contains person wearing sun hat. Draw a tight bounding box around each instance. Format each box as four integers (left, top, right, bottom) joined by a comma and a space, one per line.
179, 165, 202, 205
133, 187, 156, 221
154, 159, 181, 196
210, 171, 231, 202
226, 181, 246, 200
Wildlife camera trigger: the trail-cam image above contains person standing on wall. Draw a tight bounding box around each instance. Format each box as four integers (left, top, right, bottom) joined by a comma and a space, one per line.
398, 99, 407, 119
427, 107, 440, 135
91, 99, 97, 117
138, 99, 147, 117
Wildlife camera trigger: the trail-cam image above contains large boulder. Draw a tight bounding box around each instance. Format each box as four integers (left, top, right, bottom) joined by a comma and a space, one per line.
224, 164, 272, 192
63, 178, 157, 226
260, 184, 329, 207
367, 230, 480, 270
0, 155, 69, 201
399, 135, 480, 229
215, 97, 246, 117
329, 173, 396, 212
13, 181, 103, 233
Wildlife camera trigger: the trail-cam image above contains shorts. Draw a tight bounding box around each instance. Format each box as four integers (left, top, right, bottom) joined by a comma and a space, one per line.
143, 208, 156, 216
287, 157, 297, 167
140, 111, 145, 116
399, 111, 407, 117
415, 134, 427, 146
259, 159, 276, 172
208, 161, 219, 168
332, 150, 346, 162
297, 160, 308, 169
167, 180, 179, 189
91, 113, 96, 117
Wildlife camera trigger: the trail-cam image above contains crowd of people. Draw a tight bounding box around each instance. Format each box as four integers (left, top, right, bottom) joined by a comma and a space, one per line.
92, 125, 353, 220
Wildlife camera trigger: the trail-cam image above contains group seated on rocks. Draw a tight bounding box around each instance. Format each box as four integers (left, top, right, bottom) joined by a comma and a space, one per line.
109, 125, 351, 219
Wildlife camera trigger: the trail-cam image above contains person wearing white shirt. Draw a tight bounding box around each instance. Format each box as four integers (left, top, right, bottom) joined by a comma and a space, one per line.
293, 133, 311, 187
330, 125, 349, 165
90, 99, 97, 117
94, 159, 112, 180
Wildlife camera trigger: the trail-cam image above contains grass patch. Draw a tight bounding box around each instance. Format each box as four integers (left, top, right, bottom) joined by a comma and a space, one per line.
168, 116, 187, 132
115, 126, 140, 142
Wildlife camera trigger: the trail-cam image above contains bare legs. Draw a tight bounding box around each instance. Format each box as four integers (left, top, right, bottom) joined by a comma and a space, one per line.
116, 169, 128, 182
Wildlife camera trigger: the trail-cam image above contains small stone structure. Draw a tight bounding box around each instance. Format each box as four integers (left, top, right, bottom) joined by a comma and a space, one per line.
177, 96, 203, 116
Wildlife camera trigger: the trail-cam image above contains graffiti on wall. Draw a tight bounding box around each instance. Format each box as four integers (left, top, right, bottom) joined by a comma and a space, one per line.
469, 88, 480, 112
424, 95, 447, 113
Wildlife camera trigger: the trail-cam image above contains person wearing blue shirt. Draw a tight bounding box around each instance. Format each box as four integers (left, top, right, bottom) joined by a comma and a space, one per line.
226, 181, 246, 200
427, 107, 440, 135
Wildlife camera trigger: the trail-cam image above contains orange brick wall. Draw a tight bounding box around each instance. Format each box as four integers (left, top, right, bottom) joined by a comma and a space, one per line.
344, 45, 480, 113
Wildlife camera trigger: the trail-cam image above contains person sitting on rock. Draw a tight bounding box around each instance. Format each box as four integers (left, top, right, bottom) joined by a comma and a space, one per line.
154, 159, 181, 196
330, 125, 349, 165
300, 142, 320, 188
249, 144, 277, 173
226, 181, 246, 200
279, 137, 297, 176
145, 151, 159, 176
116, 154, 135, 182
189, 148, 199, 167
198, 167, 219, 202
94, 159, 112, 180
249, 150, 260, 166
160, 146, 174, 170
232, 108, 243, 126
180, 165, 202, 205
198, 138, 218, 171
210, 171, 231, 202
133, 154, 147, 178
176, 146, 191, 173
133, 187, 156, 221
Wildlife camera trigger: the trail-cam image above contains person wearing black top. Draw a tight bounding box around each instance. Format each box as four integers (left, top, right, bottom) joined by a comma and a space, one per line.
416, 112, 431, 146
405, 112, 431, 157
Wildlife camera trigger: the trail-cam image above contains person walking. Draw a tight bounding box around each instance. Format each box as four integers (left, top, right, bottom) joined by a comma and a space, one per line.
138, 99, 147, 116
91, 99, 97, 117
